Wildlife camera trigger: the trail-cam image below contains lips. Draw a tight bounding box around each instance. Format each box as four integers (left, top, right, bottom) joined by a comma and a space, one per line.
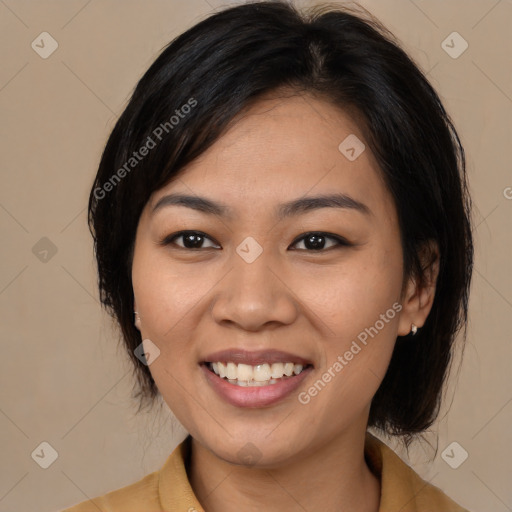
200, 348, 314, 408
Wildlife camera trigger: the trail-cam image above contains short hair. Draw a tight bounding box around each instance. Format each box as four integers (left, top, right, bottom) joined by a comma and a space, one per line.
88, 0, 473, 440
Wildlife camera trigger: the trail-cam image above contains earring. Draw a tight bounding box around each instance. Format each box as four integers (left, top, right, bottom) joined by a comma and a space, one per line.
134, 311, 141, 327
410, 323, 418, 336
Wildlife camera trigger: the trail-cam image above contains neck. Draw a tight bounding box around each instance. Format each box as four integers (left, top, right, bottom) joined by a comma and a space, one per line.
188, 426, 380, 512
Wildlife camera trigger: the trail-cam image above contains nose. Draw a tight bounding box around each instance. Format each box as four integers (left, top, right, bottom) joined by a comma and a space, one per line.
210, 249, 298, 332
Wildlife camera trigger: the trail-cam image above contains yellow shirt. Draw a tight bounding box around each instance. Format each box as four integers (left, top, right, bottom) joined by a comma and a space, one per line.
62, 433, 469, 511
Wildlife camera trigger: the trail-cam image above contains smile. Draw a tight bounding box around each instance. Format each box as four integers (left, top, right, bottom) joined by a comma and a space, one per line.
207, 361, 309, 386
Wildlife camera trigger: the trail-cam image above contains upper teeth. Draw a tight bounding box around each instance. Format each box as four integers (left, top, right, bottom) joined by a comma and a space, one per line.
211, 362, 304, 382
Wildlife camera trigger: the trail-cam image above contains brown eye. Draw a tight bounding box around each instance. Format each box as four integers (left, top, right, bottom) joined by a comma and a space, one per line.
161, 231, 221, 250
290, 232, 351, 251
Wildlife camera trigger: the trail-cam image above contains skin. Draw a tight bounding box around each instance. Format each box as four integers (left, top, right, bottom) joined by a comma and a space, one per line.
131, 91, 439, 512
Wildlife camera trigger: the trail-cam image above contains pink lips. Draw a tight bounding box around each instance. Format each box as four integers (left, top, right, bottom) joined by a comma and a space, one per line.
200, 349, 314, 408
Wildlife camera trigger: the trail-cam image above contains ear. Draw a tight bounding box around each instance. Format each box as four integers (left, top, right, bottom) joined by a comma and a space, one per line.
134, 298, 141, 331
397, 241, 440, 336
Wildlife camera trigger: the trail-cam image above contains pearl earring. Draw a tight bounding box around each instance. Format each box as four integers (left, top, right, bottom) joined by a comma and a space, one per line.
410, 323, 418, 336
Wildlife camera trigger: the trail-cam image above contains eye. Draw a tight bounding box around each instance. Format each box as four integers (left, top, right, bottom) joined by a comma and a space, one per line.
160, 230, 351, 252
290, 232, 351, 251
160, 230, 221, 250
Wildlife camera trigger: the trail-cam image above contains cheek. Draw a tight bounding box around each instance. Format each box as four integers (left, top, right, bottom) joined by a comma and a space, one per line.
132, 246, 209, 340
298, 244, 403, 339
131, 247, 208, 424
131, 242, 234, 397
299, 243, 403, 398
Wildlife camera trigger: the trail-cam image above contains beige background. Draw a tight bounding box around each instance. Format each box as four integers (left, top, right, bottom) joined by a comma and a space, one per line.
0, 0, 510, 511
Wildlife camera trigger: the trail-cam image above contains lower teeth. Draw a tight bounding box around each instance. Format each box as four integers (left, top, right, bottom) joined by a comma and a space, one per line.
229, 378, 275, 386
224, 376, 293, 387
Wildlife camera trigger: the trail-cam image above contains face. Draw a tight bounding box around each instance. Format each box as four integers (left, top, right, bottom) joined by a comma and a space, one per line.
132, 93, 412, 466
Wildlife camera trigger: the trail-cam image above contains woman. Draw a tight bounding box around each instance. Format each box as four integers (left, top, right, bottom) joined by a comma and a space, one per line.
63, 1, 474, 510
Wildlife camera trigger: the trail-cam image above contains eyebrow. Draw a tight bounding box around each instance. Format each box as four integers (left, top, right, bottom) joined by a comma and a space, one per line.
151, 192, 372, 219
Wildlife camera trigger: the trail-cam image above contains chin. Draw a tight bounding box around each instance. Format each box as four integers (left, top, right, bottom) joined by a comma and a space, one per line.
193, 422, 312, 469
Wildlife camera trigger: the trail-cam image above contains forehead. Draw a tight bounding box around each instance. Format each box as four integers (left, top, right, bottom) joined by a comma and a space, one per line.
150, 93, 393, 220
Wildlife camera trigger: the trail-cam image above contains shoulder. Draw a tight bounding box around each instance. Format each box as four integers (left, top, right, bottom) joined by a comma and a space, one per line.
61, 469, 162, 512
365, 433, 471, 512
61, 437, 197, 512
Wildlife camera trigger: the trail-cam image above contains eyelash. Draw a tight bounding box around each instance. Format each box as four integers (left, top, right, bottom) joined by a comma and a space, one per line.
159, 230, 352, 252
